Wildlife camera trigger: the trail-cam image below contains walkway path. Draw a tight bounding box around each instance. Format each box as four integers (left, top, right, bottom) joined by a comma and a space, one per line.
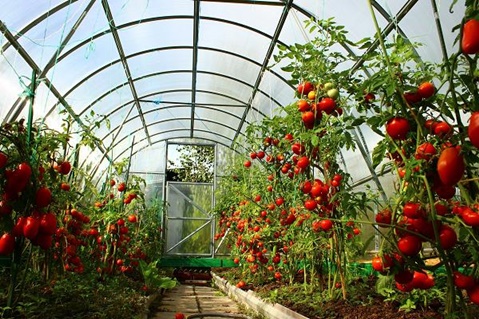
149, 284, 245, 319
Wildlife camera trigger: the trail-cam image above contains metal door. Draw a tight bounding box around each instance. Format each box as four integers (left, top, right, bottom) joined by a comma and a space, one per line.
164, 181, 215, 256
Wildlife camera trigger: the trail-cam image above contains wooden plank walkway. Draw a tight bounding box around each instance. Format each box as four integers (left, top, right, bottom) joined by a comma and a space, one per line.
149, 284, 245, 319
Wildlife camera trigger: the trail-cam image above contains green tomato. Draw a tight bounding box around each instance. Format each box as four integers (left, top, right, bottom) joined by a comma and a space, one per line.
323, 82, 334, 91
327, 88, 339, 100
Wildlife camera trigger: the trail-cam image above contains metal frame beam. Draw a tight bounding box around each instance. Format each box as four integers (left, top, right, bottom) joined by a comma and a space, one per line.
101, 0, 151, 145
233, 0, 294, 142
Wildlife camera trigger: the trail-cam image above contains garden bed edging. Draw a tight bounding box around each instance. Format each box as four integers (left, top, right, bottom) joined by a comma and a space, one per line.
211, 272, 309, 319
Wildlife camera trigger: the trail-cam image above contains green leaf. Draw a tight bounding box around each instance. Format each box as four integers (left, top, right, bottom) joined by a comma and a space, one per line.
371, 140, 387, 169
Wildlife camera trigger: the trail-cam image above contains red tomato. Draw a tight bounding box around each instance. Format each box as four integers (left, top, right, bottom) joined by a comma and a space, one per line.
319, 219, 333, 231
396, 281, 414, 292
59, 161, 71, 175
415, 142, 436, 160
434, 202, 450, 216
256, 151, 265, 159
175, 313, 186, 319
403, 91, 422, 104
0, 200, 12, 216
437, 147, 464, 186
467, 284, 479, 305
371, 255, 393, 273
17, 162, 32, 181
417, 82, 435, 99
275, 197, 284, 206
397, 235, 422, 256
0, 233, 15, 255
461, 207, 479, 227
439, 224, 457, 250
468, 112, 479, 148
302, 111, 315, 129
39, 213, 57, 235
364, 92, 375, 103
296, 156, 309, 170
127, 214, 138, 223
395, 269, 414, 284
403, 202, 425, 219
454, 271, 475, 290
301, 181, 312, 194
291, 143, 305, 155
297, 99, 311, 112
60, 182, 70, 191
35, 187, 52, 208
375, 209, 392, 227
317, 97, 336, 115
304, 199, 317, 211
411, 271, 429, 289
118, 182, 126, 192
12, 217, 26, 237
297, 81, 314, 96
386, 117, 410, 140
0, 151, 7, 169
243, 160, 251, 168
433, 121, 452, 137
462, 19, 479, 54
23, 216, 40, 240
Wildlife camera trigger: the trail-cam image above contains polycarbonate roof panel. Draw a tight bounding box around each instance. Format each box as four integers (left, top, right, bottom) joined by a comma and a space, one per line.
108, 0, 194, 25
118, 19, 194, 56
0, 0, 65, 31
196, 49, 261, 87
193, 118, 237, 142
0, 52, 29, 121
69, 77, 134, 117
127, 49, 193, 80
399, 1, 463, 63
198, 18, 271, 64
14, 1, 89, 70
194, 91, 246, 106
145, 106, 192, 129
201, 1, 283, 36
140, 92, 192, 110
195, 72, 251, 105
49, 32, 124, 90
130, 143, 167, 173
58, 64, 130, 111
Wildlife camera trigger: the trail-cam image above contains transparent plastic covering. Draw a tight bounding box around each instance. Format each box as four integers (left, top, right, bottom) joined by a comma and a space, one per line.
0, 0, 464, 190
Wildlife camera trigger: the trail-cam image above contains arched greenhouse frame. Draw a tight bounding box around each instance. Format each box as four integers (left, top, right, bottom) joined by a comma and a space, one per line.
1, 1, 479, 318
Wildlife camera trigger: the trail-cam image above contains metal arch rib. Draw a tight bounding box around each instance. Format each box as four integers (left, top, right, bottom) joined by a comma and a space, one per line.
0, 20, 112, 164
349, 0, 420, 73
233, 0, 294, 143
191, 0, 201, 138
100, 0, 151, 145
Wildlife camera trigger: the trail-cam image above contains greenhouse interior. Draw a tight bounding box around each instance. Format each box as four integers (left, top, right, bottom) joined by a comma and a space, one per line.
1, 0, 479, 318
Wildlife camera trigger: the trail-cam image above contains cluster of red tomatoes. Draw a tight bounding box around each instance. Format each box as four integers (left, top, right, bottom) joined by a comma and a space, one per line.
296, 81, 343, 130
0, 153, 73, 256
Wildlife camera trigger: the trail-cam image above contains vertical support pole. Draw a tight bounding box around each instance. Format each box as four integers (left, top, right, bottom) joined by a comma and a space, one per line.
162, 141, 170, 255
211, 143, 218, 258
120, 136, 135, 214
26, 70, 37, 147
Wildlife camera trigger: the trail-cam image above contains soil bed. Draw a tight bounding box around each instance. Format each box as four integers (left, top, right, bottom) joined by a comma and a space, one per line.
213, 268, 479, 319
